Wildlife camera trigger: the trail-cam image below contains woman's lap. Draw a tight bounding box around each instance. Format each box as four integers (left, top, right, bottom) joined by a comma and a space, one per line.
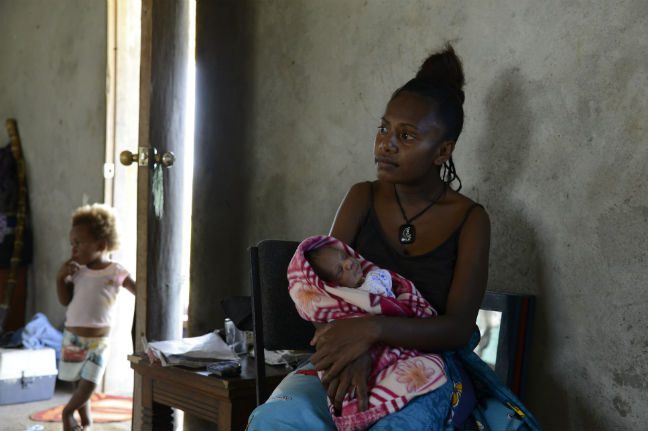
368, 377, 453, 430
246, 363, 336, 431
246, 362, 454, 431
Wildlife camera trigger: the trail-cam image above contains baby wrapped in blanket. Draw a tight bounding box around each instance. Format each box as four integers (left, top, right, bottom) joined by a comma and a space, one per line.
288, 235, 448, 431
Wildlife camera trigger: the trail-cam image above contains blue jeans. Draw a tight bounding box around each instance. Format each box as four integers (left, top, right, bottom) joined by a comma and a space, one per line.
246, 362, 454, 431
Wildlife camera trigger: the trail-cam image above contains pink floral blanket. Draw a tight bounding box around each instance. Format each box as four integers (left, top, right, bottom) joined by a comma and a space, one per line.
288, 235, 447, 431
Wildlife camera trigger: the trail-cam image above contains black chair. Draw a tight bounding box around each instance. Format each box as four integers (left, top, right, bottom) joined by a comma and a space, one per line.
250, 240, 314, 405
250, 239, 536, 405
478, 291, 535, 400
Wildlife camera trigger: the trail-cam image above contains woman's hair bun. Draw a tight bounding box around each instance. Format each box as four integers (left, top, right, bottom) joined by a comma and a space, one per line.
415, 44, 465, 103
392, 44, 466, 143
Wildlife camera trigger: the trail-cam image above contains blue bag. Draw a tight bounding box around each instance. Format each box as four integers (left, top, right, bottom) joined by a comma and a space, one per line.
451, 331, 542, 431
472, 398, 528, 431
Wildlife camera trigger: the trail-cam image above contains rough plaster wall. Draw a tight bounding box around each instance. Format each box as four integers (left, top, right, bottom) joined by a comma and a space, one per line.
0, 1, 106, 327
243, 1, 648, 429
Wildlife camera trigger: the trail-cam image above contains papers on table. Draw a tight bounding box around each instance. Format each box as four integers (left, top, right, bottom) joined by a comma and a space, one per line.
262, 349, 312, 369
143, 331, 239, 368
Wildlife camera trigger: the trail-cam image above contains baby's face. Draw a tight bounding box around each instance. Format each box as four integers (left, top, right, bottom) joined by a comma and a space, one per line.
312, 247, 363, 288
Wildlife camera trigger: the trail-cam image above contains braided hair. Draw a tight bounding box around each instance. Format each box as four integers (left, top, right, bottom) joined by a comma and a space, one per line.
392, 44, 465, 191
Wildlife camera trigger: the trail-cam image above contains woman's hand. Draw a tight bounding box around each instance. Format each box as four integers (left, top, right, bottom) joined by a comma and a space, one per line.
310, 316, 380, 383
322, 352, 372, 415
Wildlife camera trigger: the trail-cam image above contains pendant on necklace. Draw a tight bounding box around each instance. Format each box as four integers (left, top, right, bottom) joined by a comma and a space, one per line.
399, 224, 415, 245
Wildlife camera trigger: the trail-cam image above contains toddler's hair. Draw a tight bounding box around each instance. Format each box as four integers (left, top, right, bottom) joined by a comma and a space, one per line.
71, 204, 120, 252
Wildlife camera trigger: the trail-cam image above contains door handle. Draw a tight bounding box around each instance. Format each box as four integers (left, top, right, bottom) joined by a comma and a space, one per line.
120, 147, 175, 168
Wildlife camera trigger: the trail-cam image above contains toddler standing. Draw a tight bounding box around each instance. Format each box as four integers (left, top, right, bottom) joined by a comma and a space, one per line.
55, 204, 135, 431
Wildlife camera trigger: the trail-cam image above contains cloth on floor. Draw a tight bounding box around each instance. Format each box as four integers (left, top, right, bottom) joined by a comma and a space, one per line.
22, 313, 64, 361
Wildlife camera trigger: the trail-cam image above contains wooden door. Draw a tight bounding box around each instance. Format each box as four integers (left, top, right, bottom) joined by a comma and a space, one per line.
121, 1, 189, 429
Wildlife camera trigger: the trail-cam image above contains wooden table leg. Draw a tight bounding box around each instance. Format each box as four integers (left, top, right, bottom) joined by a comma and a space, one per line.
136, 369, 174, 430
151, 401, 174, 431
132, 373, 144, 430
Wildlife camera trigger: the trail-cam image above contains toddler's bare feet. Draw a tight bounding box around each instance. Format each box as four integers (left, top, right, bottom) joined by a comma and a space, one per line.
61, 410, 82, 431
78, 406, 91, 429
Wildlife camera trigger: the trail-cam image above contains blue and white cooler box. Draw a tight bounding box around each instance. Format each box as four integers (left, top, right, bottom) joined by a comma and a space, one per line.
0, 347, 57, 405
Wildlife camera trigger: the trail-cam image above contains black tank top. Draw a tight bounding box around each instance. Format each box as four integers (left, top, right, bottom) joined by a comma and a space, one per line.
352, 182, 482, 314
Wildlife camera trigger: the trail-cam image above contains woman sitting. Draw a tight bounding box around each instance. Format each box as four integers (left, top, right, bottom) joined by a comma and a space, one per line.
247, 44, 540, 431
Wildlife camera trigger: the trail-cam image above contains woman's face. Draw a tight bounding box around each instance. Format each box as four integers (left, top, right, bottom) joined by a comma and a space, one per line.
374, 92, 448, 184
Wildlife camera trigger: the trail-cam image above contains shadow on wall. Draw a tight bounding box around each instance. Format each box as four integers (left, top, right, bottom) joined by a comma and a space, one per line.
475, 68, 560, 425
478, 68, 631, 430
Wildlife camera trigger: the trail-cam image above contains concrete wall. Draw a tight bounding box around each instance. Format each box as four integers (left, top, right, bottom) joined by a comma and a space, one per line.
236, 1, 646, 429
0, 0, 106, 326
3, 1, 646, 428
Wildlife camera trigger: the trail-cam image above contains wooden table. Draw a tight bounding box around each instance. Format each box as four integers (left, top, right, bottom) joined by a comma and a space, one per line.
129, 354, 289, 431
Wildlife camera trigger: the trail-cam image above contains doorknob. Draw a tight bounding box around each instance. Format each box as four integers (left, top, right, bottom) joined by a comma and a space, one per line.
120, 147, 175, 168
119, 150, 139, 166
157, 151, 175, 168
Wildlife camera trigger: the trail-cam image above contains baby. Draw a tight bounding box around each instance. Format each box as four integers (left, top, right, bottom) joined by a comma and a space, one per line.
289, 235, 444, 431
305, 246, 395, 298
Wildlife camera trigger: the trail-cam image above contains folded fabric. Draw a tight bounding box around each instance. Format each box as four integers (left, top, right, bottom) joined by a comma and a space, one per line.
359, 269, 395, 298
22, 313, 63, 361
288, 235, 447, 431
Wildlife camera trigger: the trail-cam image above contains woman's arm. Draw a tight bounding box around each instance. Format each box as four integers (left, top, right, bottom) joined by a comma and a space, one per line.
313, 182, 369, 334
312, 206, 490, 378
329, 182, 372, 243
310, 182, 374, 407
310, 182, 368, 334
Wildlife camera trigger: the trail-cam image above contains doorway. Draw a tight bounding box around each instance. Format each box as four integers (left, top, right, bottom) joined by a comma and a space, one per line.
102, 0, 195, 395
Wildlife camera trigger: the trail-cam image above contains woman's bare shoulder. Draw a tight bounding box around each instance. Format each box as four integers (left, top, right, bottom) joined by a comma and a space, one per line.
341, 181, 375, 211
446, 188, 474, 205
443, 189, 490, 237
348, 180, 373, 195
330, 181, 374, 244
448, 190, 490, 239
446, 189, 487, 213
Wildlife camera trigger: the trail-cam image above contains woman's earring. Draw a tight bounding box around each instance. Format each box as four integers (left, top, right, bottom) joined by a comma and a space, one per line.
442, 157, 462, 191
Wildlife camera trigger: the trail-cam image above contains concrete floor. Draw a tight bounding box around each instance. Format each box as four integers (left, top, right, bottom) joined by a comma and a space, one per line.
0, 381, 130, 431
